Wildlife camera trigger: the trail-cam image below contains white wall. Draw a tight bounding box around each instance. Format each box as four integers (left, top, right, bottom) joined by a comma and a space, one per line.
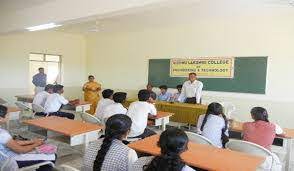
0, 31, 87, 102
86, 12, 294, 127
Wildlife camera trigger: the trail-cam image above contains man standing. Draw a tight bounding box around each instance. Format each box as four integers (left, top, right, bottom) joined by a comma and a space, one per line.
32, 67, 47, 95
178, 72, 203, 104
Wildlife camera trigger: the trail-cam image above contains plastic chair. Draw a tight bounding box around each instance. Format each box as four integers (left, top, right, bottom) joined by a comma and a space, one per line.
80, 112, 102, 125
0, 151, 54, 171
225, 139, 282, 171
185, 131, 214, 146
59, 165, 80, 171
220, 102, 236, 119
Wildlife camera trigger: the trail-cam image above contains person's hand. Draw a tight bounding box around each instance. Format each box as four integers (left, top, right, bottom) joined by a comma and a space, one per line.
32, 139, 44, 146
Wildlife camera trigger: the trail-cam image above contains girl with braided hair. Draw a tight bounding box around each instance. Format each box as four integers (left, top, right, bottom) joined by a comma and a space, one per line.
82, 114, 138, 171
132, 128, 195, 171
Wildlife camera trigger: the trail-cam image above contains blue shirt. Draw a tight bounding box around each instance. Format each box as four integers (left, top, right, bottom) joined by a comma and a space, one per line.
32, 73, 47, 87
157, 92, 172, 102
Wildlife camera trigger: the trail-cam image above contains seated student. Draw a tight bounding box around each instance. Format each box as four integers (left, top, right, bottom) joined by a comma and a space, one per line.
243, 107, 283, 150
43, 84, 75, 119
196, 102, 229, 148
132, 128, 194, 171
96, 89, 114, 120
146, 84, 157, 101
157, 85, 172, 102
32, 84, 54, 107
102, 92, 128, 122
127, 89, 157, 139
172, 84, 182, 102
83, 114, 138, 171
0, 105, 55, 171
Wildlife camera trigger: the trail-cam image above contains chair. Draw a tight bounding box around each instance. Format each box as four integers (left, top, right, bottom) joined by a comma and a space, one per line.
0, 98, 8, 105
185, 131, 213, 146
32, 104, 48, 117
225, 139, 282, 171
220, 101, 236, 119
14, 102, 33, 119
59, 165, 80, 171
80, 112, 102, 125
0, 151, 54, 171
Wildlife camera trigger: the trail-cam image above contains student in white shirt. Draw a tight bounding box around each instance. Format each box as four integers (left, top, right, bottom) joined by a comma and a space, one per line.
127, 89, 157, 138
132, 128, 195, 171
83, 114, 138, 171
96, 89, 114, 120
43, 84, 75, 119
102, 92, 127, 123
157, 85, 172, 102
0, 105, 55, 170
196, 102, 229, 148
171, 84, 182, 102
178, 72, 203, 104
32, 84, 54, 108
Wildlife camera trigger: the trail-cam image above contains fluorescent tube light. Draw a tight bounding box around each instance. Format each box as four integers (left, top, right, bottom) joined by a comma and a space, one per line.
26, 23, 62, 31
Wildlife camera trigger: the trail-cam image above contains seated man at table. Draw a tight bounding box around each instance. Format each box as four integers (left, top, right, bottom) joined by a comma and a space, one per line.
32, 84, 54, 107
127, 89, 157, 139
102, 92, 127, 123
42, 84, 75, 119
146, 83, 157, 101
96, 89, 114, 120
0, 105, 56, 170
157, 85, 172, 102
171, 84, 182, 102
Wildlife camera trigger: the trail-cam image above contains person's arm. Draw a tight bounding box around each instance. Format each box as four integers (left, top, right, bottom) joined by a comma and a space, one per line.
82, 83, 87, 91
178, 83, 186, 103
274, 123, 284, 135
196, 82, 203, 104
16, 140, 34, 146
59, 95, 69, 105
149, 103, 157, 116
127, 149, 138, 171
32, 75, 37, 86
6, 139, 44, 153
196, 115, 204, 134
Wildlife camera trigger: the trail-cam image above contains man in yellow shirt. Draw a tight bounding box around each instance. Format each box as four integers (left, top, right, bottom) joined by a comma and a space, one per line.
83, 75, 101, 114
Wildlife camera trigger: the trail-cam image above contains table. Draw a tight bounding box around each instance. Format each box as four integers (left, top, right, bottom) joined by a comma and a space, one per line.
230, 121, 294, 171
148, 111, 174, 131
24, 116, 103, 150
124, 99, 207, 125
15, 94, 91, 113
128, 135, 264, 171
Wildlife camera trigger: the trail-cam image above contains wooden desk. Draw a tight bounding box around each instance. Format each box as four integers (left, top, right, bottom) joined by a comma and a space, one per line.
15, 95, 34, 103
24, 116, 103, 149
124, 99, 207, 125
230, 120, 294, 171
148, 111, 174, 131
128, 135, 264, 171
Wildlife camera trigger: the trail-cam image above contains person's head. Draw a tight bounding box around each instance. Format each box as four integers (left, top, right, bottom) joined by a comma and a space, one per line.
176, 85, 182, 93
45, 84, 54, 94
188, 72, 197, 82
200, 102, 228, 147
0, 105, 8, 123
102, 89, 114, 99
38, 67, 44, 74
146, 84, 153, 92
113, 92, 127, 104
93, 114, 132, 170
138, 89, 151, 102
159, 85, 168, 94
53, 84, 64, 94
144, 128, 188, 171
88, 75, 95, 82
250, 107, 269, 122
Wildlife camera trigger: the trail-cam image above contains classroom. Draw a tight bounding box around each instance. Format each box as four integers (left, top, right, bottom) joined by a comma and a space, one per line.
0, 0, 294, 171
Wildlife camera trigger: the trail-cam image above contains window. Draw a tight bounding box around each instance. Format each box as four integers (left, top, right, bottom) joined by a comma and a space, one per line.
29, 53, 61, 91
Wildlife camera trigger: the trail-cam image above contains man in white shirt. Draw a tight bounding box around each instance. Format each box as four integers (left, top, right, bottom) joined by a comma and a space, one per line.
127, 89, 157, 138
96, 89, 114, 120
178, 72, 203, 104
43, 84, 75, 119
102, 92, 127, 123
32, 84, 54, 107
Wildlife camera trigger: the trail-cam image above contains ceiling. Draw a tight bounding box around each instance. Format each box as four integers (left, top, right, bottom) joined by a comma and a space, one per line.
0, 0, 293, 34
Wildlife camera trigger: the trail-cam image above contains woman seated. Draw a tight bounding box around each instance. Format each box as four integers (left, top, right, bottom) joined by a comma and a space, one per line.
0, 105, 55, 171
83, 114, 138, 171
132, 128, 195, 171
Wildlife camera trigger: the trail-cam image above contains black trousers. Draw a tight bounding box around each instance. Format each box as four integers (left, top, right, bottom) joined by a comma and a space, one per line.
185, 97, 197, 104
35, 111, 75, 120
130, 128, 156, 139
